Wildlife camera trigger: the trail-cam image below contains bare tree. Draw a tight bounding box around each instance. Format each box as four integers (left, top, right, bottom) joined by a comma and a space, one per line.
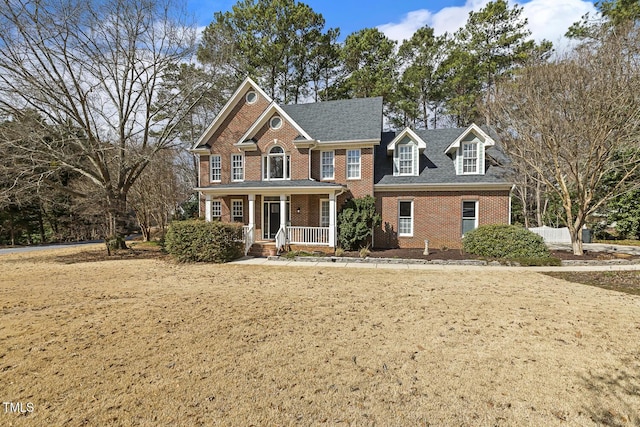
487, 26, 640, 254
129, 149, 191, 241
0, 0, 206, 248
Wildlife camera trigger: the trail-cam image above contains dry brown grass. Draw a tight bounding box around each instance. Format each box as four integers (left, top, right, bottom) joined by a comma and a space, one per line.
1, 245, 640, 426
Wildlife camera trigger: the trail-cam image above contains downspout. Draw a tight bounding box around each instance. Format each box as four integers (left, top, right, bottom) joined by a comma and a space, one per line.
308, 144, 314, 180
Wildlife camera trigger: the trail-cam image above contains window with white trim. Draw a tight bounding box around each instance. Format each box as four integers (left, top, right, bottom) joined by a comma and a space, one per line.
394, 141, 417, 176
211, 200, 222, 221
262, 146, 290, 180
462, 142, 478, 173
321, 151, 334, 180
320, 199, 330, 227
232, 199, 243, 223
246, 91, 258, 104
346, 149, 361, 179
210, 155, 221, 182
462, 201, 478, 235
270, 116, 282, 130
231, 154, 244, 181
398, 200, 413, 236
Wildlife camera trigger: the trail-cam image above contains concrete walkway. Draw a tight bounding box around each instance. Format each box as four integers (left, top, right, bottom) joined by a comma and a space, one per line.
230, 256, 640, 272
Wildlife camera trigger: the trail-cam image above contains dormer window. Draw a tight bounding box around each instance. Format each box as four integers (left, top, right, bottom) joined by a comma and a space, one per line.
462, 142, 478, 174
388, 130, 425, 177
262, 145, 290, 180
444, 124, 494, 176
394, 141, 418, 176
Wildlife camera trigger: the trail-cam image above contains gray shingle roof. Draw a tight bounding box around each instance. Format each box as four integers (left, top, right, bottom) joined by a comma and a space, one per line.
375, 128, 511, 186
282, 97, 383, 142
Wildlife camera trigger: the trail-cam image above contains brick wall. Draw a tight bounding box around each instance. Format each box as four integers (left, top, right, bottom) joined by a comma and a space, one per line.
374, 190, 511, 249
310, 147, 375, 199
198, 90, 270, 186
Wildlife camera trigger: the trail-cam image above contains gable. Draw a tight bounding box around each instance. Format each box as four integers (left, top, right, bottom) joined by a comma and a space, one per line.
191, 77, 272, 152
236, 102, 313, 151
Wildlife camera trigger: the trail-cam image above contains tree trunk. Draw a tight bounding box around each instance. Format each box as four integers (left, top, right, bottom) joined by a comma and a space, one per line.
569, 226, 584, 255
106, 194, 129, 251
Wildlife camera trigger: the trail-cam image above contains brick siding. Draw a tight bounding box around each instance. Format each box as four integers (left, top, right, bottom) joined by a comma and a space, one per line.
374, 190, 511, 249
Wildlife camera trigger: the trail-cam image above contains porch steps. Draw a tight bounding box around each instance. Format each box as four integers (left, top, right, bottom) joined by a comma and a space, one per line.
247, 241, 278, 258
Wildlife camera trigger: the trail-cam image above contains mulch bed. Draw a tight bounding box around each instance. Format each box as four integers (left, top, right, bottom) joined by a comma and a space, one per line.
342, 247, 640, 262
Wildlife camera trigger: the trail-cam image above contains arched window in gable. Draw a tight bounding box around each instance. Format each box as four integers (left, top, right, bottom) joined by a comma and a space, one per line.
262, 145, 291, 180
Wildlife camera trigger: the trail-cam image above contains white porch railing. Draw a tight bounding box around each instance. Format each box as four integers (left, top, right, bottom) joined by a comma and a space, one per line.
275, 226, 287, 254
287, 226, 330, 245
242, 225, 254, 255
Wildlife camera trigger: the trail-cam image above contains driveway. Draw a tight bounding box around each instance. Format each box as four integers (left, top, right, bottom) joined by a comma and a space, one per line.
0, 240, 103, 255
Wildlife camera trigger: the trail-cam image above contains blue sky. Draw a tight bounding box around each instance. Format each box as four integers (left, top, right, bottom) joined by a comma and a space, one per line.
188, 0, 598, 46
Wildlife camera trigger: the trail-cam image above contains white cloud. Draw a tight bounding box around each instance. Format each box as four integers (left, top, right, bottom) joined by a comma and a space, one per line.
378, 0, 598, 50
378, 10, 433, 41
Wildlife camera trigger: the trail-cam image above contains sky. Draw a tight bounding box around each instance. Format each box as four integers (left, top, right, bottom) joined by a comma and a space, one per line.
187, 0, 599, 49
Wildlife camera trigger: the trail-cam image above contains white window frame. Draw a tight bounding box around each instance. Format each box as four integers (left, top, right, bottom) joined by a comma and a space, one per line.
394, 142, 417, 176
210, 154, 221, 182
321, 151, 334, 180
262, 145, 290, 181
346, 149, 361, 179
398, 200, 414, 237
231, 199, 243, 223
462, 200, 478, 236
462, 142, 478, 174
245, 91, 258, 104
231, 154, 244, 182
211, 200, 222, 220
320, 199, 330, 227
270, 116, 282, 130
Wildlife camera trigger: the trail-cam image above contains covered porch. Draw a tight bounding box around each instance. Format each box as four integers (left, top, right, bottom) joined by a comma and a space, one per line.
196, 181, 346, 254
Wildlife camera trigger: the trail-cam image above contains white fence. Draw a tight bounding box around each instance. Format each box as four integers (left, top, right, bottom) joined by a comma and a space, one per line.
528, 226, 571, 243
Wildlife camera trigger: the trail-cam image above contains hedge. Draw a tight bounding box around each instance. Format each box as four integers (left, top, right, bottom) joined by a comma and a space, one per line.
165, 220, 244, 263
463, 224, 551, 259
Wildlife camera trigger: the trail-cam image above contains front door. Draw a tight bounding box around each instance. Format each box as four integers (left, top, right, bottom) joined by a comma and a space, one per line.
265, 202, 280, 239
262, 197, 291, 240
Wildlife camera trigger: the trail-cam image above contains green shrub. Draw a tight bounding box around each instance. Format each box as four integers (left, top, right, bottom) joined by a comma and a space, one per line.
165, 220, 244, 263
337, 196, 381, 251
463, 224, 550, 259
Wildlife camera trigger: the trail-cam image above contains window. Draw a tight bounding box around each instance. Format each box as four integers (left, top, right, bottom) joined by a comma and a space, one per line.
394, 142, 417, 176
270, 116, 282, 130
211, 200, 222, 220
321, 151, 334, 180
398, 200, 413, 237
462, 201, 478, 235
231, 154, 244, 181
462, 142, 478, 173
262, 146, 290, 180
320, 199, 330, 227
210, 155, 221, 182
232, 199, 243, 223
246, 91, 258, 104
346, 149, 361, 179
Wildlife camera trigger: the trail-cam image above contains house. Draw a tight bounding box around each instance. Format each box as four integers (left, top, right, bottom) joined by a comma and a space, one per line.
190, 77, 512, 255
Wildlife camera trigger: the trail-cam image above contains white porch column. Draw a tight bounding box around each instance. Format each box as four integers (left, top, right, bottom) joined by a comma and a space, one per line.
329, 192, 336, 247
248, 194, 255, 228
279, 194, 287, 229
204, 194, 212, 222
